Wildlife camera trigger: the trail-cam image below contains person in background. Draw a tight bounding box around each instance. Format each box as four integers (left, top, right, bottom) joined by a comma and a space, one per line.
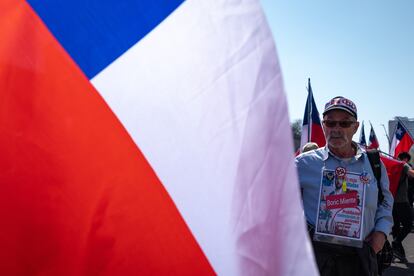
392, 152, 414, 263
302, 142, 319, 153
295, 96, 393, 276
404, 154, 414, 207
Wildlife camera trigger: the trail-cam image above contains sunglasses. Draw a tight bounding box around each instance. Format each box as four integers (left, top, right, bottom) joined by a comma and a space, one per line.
323, 120, 355, 128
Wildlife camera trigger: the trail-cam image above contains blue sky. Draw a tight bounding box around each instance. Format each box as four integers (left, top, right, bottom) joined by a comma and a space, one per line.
261, 0, 413, 152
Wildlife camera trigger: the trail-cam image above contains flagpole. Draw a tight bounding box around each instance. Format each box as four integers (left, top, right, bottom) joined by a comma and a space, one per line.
362, 120, 366, 149
380, 124, 391, 147
378, 149, 397, 159
356, 142, 398, 160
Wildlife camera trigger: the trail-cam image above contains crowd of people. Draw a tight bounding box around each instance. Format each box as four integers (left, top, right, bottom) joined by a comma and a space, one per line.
296, 96, 414, 276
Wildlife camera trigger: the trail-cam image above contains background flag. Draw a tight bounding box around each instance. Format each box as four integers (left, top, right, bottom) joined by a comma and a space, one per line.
359, 122, 401, 197
380, 155, 404, 197
359, 121, 367, 148
368, 123, 380, 149
366, 123, 403, 197
390, 121, 414, 158
0, 0, 318, 275
300, 78, 326, 152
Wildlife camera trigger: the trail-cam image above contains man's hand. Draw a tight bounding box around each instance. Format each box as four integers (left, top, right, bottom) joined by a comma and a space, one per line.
365, 231, 386, 254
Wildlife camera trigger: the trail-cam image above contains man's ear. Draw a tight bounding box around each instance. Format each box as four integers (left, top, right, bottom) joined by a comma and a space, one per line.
353, 121, 360, 134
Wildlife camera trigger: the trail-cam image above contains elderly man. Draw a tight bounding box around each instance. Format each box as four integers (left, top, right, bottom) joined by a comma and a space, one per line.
295, 96, 393, 276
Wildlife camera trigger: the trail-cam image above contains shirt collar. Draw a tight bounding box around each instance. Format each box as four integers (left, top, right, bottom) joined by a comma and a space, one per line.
321, 142, 364, 161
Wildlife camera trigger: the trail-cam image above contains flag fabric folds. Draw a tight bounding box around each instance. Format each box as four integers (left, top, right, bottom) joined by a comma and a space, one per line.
358, 123, 401, 197
300, 79, 326, 152
367, 123, 402, 197
368, 123, 379, 149
359, 121, 367, 148
0, 0, 318, 275
380, 155, 404, 197
390, 121, 414, 158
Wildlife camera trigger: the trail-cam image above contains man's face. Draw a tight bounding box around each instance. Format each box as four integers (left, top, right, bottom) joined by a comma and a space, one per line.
322, 110, 359, 150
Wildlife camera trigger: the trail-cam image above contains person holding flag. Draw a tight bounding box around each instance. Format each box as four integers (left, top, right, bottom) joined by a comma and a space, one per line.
365, 123, 406, 198
360, 122, 414, 261
391, 152, 414, 263
364, 120, 414, 263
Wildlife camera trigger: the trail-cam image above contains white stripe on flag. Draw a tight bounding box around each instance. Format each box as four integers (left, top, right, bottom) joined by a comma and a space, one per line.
92, 0, 318, 275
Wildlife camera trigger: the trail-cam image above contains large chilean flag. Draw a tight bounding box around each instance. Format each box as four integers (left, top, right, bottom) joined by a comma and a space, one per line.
0, 0, 318, 275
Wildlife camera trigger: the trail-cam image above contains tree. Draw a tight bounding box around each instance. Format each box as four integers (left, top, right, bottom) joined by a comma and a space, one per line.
291, 119, 302, 152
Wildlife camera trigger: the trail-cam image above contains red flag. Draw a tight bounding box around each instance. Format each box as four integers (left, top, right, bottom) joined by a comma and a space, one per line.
368, 124, 379, 149
390, 121, 414, 158
299, 79, 326, 152
380, 155, 405, 197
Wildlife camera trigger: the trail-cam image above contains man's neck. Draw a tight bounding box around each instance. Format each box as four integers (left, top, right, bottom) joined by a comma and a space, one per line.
329, 143, 356, 159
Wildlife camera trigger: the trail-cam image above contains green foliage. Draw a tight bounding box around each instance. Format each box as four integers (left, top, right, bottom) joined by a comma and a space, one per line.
291, 119, 302, 151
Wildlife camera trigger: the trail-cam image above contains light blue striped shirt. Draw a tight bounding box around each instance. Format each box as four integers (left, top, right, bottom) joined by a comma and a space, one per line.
295, 145, 393, 239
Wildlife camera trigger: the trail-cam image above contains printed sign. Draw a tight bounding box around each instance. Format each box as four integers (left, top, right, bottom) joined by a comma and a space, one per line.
314, 169, 366, 248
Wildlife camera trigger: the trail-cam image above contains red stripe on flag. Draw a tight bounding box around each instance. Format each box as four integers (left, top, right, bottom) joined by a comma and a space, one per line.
380, 156, 404, 197
311, 123, 326, 147
395, 133, 414, 158
0, 1, 214, 275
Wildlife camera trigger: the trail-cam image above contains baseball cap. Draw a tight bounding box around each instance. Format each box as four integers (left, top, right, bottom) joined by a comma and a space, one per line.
323, 96, 357, 119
